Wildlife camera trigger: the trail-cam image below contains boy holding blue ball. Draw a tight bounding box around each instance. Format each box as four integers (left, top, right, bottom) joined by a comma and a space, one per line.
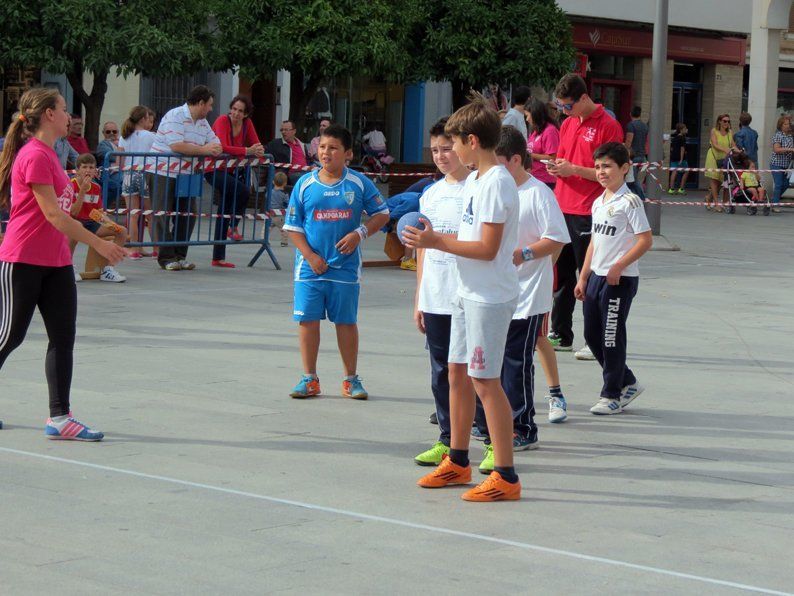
410, 117, 471, 466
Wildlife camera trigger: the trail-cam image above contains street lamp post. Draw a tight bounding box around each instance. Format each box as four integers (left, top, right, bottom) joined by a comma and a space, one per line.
646, 0, 669, 235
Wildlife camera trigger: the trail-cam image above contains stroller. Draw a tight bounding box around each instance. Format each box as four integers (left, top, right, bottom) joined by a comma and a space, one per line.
722, 150, 771, 216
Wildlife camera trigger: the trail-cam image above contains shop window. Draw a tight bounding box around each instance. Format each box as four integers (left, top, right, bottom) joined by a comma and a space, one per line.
589, 55, 634, 81
776, 90, 794, 113
673, 63, 702, 84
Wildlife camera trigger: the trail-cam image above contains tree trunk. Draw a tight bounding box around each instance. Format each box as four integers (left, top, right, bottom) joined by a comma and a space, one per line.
288, 72, 319, 142
66, 61, 108, 151
451, 78, 469, 111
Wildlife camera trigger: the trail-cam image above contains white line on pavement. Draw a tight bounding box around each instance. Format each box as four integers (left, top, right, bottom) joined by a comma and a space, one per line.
1, 446, 790, 596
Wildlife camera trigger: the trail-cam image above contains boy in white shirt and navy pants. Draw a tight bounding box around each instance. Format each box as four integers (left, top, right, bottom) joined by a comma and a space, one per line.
472, 126, 570, 474
404, 97, 522, 502
575, 142, 652, 415
413, 118, 471, 466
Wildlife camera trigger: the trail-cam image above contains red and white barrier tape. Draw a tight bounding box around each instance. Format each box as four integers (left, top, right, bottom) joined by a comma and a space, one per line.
76, 155, 435, 178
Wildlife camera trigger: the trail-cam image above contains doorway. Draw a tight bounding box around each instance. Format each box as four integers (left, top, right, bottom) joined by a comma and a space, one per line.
590, 79, 633, 126
671, 82, 702, 188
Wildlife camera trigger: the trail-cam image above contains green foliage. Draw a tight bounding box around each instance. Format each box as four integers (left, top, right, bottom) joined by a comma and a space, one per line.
413, 0, 575, 89
218, 0, 416, 83
0, 0, 220, 78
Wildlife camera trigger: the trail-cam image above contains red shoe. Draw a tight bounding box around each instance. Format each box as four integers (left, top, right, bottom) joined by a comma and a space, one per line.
227, 228, 243, 241
151, 251, 159, 258
211, 260, 236, 268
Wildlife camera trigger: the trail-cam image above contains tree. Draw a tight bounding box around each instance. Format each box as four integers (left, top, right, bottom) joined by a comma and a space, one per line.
218, 0, 418, 137
0, 0, 223, 149
412, 0, 575, 108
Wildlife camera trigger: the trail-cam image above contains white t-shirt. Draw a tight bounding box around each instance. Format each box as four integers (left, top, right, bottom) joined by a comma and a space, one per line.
513, 177, 570, 319
502, 108, 528, 140
363, 130, 387, 149
418, 178, 467, 314
119, 130, 156, 173
455, 166, 520, 304
590, 183, 651, 277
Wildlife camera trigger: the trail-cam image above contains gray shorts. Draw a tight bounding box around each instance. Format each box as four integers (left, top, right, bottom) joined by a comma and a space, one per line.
448, 295, 517, 379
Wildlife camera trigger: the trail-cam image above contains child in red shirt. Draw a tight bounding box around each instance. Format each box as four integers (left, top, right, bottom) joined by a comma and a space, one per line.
70, 153, 128, 282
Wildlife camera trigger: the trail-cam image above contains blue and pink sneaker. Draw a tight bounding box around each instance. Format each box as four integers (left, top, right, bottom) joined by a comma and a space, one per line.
45, 416, 104, 441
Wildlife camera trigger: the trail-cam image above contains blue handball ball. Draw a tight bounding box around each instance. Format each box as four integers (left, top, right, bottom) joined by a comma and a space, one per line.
397, 211, 428, 245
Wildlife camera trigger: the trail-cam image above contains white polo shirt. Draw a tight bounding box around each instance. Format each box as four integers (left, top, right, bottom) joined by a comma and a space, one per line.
513, 176, 570, 319
150, 103, 220, 178
590, 183, 651, 277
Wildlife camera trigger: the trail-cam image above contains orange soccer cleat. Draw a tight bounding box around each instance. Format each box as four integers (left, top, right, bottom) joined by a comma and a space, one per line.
461, 471, 521, 502
417, 455, 472, 488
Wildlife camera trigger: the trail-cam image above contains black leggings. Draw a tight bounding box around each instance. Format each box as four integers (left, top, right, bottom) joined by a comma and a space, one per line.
0, 261, 76, 417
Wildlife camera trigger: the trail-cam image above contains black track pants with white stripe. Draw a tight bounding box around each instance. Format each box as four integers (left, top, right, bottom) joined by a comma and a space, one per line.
582, 274, 638, 399
0, 261, 76, 417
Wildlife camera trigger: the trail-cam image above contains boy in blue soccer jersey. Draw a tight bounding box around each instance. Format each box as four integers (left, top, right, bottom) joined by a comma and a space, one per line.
283, 124, 390, 399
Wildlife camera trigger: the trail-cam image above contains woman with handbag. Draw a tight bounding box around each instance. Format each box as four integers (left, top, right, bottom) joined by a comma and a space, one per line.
704, 114, 737, 212
206, 95, 265, 268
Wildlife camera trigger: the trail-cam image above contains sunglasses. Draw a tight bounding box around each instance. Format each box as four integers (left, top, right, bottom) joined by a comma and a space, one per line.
721, 120, 730, 124
104, 129, 118, 134
554, 97, 579, 112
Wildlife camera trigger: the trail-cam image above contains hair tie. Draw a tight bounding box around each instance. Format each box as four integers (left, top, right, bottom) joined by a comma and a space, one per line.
18, 113, 27, 123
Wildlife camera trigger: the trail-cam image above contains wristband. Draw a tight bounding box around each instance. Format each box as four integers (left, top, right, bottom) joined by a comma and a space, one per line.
355, 225, 369, 241
521, 246, 534, 262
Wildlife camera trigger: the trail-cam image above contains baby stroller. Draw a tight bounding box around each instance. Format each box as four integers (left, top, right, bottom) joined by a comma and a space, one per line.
723, 150, 771, 216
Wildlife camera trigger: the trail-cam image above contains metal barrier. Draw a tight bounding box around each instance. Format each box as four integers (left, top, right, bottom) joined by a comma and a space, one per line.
101, 151, 280, 269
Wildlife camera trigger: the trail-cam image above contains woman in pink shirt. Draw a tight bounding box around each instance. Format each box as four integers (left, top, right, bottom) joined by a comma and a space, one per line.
0, 88, 125, 440
206, 94, 265, 267
525, 97, 560, 190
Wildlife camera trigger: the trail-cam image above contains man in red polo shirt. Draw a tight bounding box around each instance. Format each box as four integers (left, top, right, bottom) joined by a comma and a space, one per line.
546, 74, 623, 358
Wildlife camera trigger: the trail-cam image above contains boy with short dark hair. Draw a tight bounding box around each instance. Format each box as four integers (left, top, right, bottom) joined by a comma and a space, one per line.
734, 111, 759, 166
69, 153, 128, 283
574, 142, 652, 415
502, 86, 531, 139
413, 117, 472, 466
404, 96, 522, 502
284, 124, 390, 400
271, 170, 290, 246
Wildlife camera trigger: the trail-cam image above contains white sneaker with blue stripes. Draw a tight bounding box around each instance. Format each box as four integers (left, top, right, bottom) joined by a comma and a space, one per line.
590, 398, 622, 415
620, 382, 645, 408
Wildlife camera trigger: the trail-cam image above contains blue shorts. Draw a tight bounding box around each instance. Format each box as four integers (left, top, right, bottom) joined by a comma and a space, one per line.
80, 219, 102, 234
670, 160, 689, 168
293, 281, 359, 324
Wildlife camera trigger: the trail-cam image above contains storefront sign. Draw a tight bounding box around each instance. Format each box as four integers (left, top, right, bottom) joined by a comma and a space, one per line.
572, 24, 746, 65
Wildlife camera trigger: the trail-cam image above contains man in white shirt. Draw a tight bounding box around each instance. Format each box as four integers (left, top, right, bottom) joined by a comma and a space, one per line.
148, 85, 222, 271
501, 86, 531, 140
474, 126, 569, 470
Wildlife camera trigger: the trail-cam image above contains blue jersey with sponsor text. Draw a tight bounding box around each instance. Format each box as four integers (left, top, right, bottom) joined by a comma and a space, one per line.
283, 168, 388, 283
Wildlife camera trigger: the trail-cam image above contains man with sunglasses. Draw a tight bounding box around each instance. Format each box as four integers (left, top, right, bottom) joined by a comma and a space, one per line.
545, 74, 623, 359
97, 122, 122, 207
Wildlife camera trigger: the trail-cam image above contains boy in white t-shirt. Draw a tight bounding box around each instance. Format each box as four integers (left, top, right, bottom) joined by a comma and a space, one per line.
413, 117, 471, 466
574, 142, 652, 415
474, 125, 570, 473
403, 96, 522, 502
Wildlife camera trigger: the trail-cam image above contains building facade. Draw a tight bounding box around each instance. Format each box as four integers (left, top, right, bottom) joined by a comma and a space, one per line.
2, 0, 791, 181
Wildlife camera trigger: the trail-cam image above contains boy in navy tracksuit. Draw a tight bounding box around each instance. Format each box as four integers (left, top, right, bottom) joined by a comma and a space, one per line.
574, 142, 652, 415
